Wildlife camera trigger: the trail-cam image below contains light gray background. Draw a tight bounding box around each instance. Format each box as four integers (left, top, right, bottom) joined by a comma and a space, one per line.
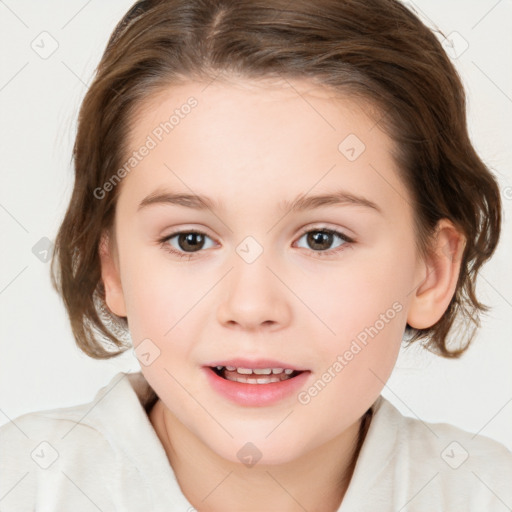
1, 0, 511, 450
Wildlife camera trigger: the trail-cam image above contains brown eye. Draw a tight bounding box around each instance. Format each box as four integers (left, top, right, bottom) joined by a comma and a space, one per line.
306, 231, 335, 251
176, 232, 206, 252
161, 231, 215, 257
295, 228, 352, 256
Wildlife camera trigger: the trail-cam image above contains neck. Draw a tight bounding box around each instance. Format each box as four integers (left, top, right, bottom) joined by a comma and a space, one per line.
149, 401, 372, 512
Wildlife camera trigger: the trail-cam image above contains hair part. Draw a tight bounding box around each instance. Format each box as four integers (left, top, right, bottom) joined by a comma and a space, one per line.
51, 0, 501, 359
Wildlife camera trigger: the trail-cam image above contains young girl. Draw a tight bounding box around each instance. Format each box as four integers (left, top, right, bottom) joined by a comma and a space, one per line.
1, 0, 511, 510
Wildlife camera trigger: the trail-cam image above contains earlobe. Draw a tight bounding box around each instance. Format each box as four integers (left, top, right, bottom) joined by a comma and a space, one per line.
407, 219, 466, 329
98, 232, 127, 317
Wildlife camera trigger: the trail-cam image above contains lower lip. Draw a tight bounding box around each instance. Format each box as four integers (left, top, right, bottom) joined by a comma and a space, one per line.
203, 367, 311, 407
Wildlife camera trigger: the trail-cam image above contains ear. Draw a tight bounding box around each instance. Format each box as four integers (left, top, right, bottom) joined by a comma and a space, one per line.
407, 219, 466, 329
98, 230, 127, 317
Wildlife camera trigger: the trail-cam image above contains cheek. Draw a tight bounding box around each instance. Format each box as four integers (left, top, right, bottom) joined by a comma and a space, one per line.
296, 295, 406, 438
118, 243, 208, 377
118, 239, 194, 338
303, 242, 414, 344
298, 240, 414, 400
119, 253, 207, 418
121, 267, 173, 341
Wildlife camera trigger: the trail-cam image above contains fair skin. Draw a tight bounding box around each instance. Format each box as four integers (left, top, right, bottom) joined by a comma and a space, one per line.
99, 77, 465, 511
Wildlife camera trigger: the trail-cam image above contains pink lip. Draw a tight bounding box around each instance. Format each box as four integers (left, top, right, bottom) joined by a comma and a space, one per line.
205, 358, 308, 371
202, 366, 311, 407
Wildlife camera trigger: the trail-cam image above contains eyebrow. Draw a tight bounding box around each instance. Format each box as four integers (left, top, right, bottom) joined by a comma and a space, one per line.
137, 188, 381, 214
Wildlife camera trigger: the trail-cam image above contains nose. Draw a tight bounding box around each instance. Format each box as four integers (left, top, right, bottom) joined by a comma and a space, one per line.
216, 253, 292, 332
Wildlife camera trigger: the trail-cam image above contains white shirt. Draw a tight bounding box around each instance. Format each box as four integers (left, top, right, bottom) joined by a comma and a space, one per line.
1, 371, 511, 511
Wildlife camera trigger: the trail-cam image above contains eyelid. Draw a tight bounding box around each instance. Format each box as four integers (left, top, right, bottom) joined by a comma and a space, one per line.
160, 228, 219, 248
159, 223, 355, 260
158, 229, 218, 260
161, 223, 354, 244
296, 224, 355, 243
160, 226, 218, 242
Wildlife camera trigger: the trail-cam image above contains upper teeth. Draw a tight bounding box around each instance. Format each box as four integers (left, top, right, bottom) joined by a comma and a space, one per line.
216, 366, 294, 375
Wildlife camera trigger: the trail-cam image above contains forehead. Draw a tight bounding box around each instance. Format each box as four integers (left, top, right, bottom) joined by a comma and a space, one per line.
119, 76, 410, 219
129, 75, 383, 144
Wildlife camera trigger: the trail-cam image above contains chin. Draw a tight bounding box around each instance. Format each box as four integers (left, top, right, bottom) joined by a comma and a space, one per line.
202, 430, 311, 468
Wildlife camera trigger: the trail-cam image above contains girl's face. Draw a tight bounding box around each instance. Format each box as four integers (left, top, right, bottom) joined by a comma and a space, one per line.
104, 78, 425, 464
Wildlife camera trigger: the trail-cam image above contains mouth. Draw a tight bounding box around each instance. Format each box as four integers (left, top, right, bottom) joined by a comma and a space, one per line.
210, 365, 304, 384
203, 359, 311, 406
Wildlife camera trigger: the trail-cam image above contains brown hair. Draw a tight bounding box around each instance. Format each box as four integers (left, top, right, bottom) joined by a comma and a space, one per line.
51, 0, 501, 359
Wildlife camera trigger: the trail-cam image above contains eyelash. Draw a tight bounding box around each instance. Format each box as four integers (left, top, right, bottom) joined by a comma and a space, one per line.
158, 227, 354, 260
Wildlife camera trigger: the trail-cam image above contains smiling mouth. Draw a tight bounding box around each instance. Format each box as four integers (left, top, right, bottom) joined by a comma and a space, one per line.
210, 366, 305, 384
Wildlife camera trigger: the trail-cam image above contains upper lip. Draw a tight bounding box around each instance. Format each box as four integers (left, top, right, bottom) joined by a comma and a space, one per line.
205, 358, 309, 371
